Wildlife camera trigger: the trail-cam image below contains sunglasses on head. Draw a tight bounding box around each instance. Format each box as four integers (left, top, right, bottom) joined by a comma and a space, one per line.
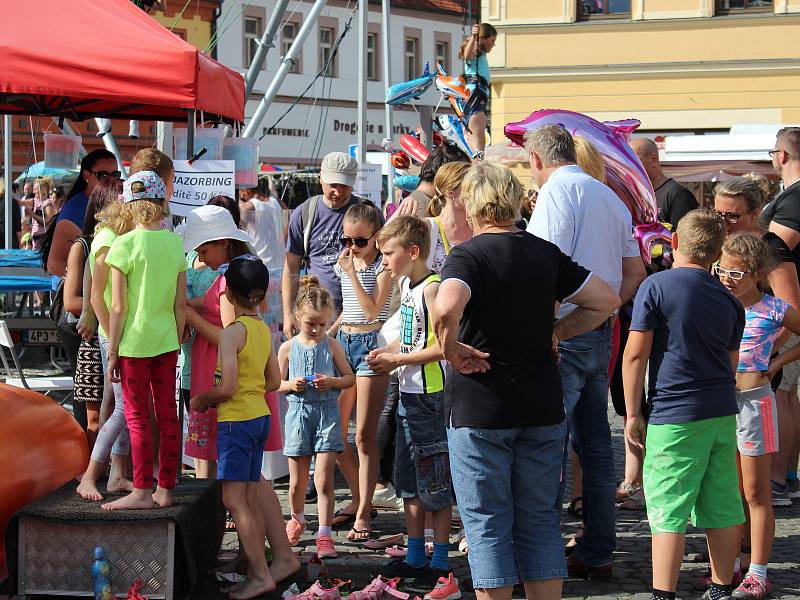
339, 232, 376, 248
91, 170, 121, 180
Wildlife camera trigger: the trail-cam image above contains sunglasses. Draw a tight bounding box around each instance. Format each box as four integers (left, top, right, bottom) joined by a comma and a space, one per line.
714, 265, 750, 281
713, 209, 741, 225
340, 232, 376, 248
91, 170, 121, 180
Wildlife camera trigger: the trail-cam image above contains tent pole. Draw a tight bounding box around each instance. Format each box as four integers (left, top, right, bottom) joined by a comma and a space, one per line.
242, 0, 328, 139
187, 110, 195, 160
356, 0, 367, 164
381, 0, 394, 199
244, 0, 291, 99
4, 115, 12, 250
94, 118, 128, 178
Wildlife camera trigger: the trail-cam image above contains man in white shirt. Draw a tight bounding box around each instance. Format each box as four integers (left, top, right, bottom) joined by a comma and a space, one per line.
239, 180, 286, 270
526, 124, 646, 579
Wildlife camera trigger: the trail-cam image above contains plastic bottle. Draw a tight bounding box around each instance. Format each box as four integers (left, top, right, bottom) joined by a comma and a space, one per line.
91, 546, 113, 600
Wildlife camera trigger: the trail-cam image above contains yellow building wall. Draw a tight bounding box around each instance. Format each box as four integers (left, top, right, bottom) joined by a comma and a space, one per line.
151, 13, 213, 50
506, 0, 567, 21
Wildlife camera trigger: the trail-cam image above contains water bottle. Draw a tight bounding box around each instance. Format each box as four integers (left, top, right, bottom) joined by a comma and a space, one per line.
91, 546, 113, 600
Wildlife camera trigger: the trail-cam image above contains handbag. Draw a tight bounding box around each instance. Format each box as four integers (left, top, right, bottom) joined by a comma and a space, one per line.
49, 236, 90, 333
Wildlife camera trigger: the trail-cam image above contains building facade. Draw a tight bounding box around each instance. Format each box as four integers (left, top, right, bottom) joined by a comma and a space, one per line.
486, 0, 800, 141
216, 0, 477, 168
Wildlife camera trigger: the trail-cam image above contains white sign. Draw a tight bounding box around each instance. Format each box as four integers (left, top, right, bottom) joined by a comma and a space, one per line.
354, 164, 383, 207
169, 160, 235, 217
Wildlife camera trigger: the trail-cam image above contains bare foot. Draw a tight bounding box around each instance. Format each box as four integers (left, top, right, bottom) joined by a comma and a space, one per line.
107, 477, 134, 494
230, 576, 276, 600
269, 554, 301, 584
220, 579, 247, 594
77, 479, 103, 501
347, 519, 372, 541
101, 490, 156, 511
152, 487, 174, 508
331, 502, 357, 526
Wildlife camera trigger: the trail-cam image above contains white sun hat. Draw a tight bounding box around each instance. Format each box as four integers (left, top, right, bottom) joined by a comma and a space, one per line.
179, 204, 253, 252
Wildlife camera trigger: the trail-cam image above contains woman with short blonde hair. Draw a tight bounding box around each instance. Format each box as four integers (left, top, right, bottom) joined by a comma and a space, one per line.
574, 136, 606, 184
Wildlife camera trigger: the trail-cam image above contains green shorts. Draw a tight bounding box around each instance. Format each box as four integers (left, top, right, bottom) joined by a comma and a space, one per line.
643, 415, 744, 534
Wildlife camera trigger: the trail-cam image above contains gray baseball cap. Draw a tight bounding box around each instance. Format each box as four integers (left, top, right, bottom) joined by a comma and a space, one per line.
320, 152, 358, 187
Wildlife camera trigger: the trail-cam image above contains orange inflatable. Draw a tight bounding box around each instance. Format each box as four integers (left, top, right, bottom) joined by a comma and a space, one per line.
0, 383, 88, 579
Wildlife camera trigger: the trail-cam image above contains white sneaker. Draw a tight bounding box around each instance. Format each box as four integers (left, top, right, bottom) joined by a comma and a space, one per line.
372, 483, 404, 510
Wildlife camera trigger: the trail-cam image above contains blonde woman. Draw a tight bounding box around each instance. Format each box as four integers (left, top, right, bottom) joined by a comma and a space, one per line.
425, 161, 473, 274
434, 161, 619, 599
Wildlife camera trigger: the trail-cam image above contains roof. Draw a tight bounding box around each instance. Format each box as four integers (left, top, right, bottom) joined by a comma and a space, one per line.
0, 0, 244, 122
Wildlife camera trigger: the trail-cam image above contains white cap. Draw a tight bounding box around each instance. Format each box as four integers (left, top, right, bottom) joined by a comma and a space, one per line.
178, 205, 253, 252
320, 152, 358, 187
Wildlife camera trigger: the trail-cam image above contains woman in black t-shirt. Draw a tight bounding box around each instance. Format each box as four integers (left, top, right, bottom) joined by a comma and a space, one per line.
434, 162, 619, 595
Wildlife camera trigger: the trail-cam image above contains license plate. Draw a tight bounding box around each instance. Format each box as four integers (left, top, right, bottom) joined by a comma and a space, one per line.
24, 329, 61, 345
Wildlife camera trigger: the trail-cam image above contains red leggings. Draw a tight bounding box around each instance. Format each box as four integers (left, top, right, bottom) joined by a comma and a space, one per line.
120, 352, 179, 490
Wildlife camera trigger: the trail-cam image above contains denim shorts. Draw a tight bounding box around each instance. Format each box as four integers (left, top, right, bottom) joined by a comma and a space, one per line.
394, 391, 453, 512
217, 416, 270, 482
448, 421, 568, 588
283, 398, 344, 457
337, 329, 380, 377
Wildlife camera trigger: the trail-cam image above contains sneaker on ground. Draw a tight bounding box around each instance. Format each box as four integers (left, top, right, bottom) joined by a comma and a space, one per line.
733, 574, 771, 599
701, 591, 733, 600
286, 517, 306, 546
373, 484, 404, 510
423, 573, 461, 600
383, 558, 429, 580
699, 568, 742, 589
316, 534, 338, 559
771, 480, 792, 507
787, 478, 800, 499
284, 579, 346, 600
407, 568, 450, 593
350, 576, 409, 600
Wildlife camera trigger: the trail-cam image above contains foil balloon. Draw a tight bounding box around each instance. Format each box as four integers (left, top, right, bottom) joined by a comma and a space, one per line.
634, 221, 673, 266
391, 151, 411, 170
394, 175, 420, 192
435, 65, 469, 118
385, 62, 435, 106
399, 133, 430, 164
504, 109, 658, 227
433, 115, 476, 159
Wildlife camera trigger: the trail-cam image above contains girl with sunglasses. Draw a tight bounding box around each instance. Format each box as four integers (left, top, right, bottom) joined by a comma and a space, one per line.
331, 202, 393, 540
716, 232, 800, 599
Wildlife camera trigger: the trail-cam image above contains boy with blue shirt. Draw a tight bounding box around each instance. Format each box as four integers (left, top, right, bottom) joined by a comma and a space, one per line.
622, 209, 746, 600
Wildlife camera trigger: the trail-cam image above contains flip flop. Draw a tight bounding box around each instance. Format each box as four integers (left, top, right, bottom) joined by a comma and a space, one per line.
363, 533, 405, 550
347, 528, 375, 542
331, 508, 379, 527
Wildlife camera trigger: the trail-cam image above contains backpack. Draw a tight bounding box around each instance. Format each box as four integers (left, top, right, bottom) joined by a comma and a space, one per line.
297, 195, 367, 272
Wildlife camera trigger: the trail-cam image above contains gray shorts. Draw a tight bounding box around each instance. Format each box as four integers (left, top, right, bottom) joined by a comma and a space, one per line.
736, 383, 779, 457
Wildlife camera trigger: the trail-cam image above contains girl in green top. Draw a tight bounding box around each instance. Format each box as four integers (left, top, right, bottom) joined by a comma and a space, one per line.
101, 171, 187, 511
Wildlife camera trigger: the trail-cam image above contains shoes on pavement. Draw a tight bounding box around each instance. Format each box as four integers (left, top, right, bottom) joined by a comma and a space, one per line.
732, 574, 771, 599
619, 486, 646, 510
350, 576, 409, 600
383, 558, 429, 580
423, 573, 461, 600
406, 568, 450, 593
699, 567, 743, 589
566, 555, 613, 581
770, 480, 791, 507
787, 478, 800, 499
283, 579, 349, 600
701, 590, 732, 600
316, 534, 338, 559
373, 484, 404, 510
286, 517, 306, 546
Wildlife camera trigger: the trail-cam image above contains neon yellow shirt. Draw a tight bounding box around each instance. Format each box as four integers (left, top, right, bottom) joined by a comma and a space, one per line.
218, 315, 271, 423
90, 226, 117, 338
105, 229, 186, 358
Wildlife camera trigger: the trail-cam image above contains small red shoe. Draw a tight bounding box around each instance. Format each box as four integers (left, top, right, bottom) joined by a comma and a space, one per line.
316, 534, 338, 559
423, 573, 461, 600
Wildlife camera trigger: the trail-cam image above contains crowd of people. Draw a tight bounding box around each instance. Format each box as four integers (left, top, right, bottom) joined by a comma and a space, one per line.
24, 122, 800, 600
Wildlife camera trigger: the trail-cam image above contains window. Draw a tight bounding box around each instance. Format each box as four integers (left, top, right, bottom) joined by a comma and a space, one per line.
435, 40, 450, 74
172, 29, 187, 41
320, 26, 337, 77
282, 21, 300, 74
578, 0, 631, 18
405, 36, 420, 80
716, 0, 773, 12
367, 32, 379, 81
244, 16, 262, 66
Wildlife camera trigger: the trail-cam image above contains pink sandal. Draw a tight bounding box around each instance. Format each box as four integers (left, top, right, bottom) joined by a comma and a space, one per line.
350, 577, 410, 600
364, 534, 405, 551
384, 545, 407, 559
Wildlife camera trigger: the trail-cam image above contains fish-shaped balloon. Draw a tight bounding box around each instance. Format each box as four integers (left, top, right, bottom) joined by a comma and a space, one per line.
433, 115, 476, 159
634, 221, 673, 266
386, 62, 435, 106
399, 133, 430, 164
504, 109, 658, 226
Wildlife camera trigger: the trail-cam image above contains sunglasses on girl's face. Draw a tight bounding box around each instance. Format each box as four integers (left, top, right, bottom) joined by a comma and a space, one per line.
714, 265, 749, 280
340, 233, 375, 248
92, 170, 121, 180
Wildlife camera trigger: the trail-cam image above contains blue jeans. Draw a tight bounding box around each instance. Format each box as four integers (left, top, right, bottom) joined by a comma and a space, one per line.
558, 327, 616, 566
448, 421, 568, 588
336, 330, 380, 376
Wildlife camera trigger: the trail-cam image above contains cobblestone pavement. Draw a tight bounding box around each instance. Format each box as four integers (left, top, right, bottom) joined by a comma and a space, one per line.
225, 405, 800, 600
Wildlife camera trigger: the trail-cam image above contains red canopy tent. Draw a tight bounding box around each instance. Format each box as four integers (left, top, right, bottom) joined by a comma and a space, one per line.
0, 0, 244, 123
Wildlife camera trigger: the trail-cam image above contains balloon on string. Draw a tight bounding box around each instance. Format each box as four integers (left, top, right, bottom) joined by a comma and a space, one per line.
504, 109, 658, 226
